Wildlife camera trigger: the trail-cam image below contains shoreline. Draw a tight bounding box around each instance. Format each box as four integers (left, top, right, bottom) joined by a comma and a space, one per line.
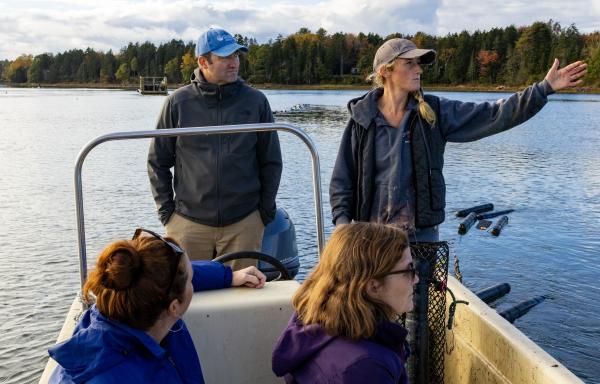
254, 83, 600, 94
2, 82, 599, 94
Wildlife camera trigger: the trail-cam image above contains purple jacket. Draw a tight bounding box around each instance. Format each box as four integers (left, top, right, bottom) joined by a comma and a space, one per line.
272, 313, 410, 384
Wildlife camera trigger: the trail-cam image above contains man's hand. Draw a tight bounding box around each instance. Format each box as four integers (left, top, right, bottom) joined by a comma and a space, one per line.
545, 59, 587, 91
232, 266, 267, 289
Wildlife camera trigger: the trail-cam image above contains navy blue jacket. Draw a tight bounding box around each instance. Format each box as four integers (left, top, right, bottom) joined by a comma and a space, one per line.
48, 261, 232, 384
272, 313, 410, 384
330, 81, 554, 228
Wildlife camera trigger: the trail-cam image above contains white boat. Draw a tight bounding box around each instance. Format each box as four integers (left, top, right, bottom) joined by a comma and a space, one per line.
40, 123, 583, 384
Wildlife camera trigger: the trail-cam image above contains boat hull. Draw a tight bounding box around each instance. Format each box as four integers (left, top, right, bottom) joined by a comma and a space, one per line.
40, 278, 582, 383
444, 276, 582, 383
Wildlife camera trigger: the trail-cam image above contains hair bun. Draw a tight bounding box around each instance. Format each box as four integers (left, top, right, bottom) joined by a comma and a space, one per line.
102, 247, 143, 290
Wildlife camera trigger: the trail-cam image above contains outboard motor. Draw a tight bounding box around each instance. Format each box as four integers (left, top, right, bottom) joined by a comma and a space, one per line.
260, 208, 299, 280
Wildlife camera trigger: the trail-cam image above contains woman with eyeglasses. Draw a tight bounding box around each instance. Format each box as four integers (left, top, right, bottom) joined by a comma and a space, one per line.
272, 222, 417, 384
329, 38, 587, 242
48, 228, 266, 384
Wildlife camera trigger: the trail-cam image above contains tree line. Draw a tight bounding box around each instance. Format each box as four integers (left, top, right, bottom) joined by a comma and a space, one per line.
2, 21, 599, 87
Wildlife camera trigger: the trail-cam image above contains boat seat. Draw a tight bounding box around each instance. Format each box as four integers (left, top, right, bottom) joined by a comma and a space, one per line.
184, 280, 299, 384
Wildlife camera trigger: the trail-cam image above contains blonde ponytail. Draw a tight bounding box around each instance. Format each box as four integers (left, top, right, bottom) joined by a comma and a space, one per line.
412, 90, 436, 126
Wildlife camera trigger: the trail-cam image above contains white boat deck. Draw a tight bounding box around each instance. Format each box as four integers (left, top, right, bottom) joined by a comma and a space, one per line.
40, 277, 582, 383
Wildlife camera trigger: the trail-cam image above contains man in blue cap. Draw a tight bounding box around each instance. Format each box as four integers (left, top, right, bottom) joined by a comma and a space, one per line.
148, 28, 282, 270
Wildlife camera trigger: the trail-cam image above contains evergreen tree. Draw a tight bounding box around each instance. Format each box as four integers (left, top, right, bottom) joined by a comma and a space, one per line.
585, 32, 600, 86
164, 57, 180, 83
100, 50, 116, 83
513, 22, 553, 84
552, 23, 584, 65
28, 53, 53, 83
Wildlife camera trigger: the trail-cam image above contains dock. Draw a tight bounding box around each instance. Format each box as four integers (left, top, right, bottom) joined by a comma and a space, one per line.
138, 76, 168, 95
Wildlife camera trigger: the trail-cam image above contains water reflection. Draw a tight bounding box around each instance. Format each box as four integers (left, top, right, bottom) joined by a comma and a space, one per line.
0, 88, 598, 383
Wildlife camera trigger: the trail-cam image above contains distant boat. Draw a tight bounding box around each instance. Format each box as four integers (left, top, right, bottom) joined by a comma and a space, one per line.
138, 76, 167, 95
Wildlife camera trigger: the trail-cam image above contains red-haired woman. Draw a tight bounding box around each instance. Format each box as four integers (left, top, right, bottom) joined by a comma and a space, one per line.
48, 228, 265, 383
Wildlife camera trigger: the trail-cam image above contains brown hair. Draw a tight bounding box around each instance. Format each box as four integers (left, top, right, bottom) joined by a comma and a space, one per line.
83, 235, 187, 330
367, 59, 437, 126
200, 53, 213, 64
292, 222, 409, 340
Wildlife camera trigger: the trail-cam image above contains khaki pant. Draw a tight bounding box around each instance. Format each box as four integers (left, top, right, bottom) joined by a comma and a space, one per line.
166, 210, 264, 270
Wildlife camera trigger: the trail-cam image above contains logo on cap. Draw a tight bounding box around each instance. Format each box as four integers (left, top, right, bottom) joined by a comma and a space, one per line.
196, 28, 248, 57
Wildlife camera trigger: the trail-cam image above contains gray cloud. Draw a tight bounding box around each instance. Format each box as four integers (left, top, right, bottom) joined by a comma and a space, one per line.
223, 9, 258, 22
0, 0, 598, 60
105, 17, 193, 35
436, 0, 598, 34
105, 17, 163, 29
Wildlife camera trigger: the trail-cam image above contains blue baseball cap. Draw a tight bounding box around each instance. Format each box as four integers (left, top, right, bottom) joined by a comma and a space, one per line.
196, 28, 248, 57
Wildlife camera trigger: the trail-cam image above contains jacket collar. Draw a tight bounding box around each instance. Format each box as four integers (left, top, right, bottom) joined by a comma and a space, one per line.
98, 307, 173, 359
349, 87, 418, 129
48, 305, 182, 382
371, 319, 410, 359
191, 68, 243, 104
348, 88, 382, 129
272, 313, 409, 377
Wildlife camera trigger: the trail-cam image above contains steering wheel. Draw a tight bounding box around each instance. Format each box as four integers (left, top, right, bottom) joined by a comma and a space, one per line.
213, 251, 293, 281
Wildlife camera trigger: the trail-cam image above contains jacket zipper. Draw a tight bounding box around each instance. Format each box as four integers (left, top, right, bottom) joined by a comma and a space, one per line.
408, 112, 424, 227
217, 85, 222, 226
416, 115, 436, 214
356, 122, 364, 219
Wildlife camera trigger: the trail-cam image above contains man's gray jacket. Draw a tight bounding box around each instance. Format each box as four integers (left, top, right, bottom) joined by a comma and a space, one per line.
148, 69, 282, 227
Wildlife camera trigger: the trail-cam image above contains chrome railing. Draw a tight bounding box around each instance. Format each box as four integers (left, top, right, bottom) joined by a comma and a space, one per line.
74, 123, 325, 292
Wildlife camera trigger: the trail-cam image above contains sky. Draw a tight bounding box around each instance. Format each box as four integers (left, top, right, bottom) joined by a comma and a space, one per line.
0, 0, 599, 60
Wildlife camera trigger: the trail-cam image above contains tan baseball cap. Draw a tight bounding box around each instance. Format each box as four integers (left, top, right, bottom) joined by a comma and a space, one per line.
373, 38, 436, 70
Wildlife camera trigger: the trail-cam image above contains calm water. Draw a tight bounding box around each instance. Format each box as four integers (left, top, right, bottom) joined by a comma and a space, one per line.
0, 86, 599, 383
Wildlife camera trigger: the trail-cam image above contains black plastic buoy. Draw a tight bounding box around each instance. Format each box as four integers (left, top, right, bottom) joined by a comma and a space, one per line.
477, 209, 515, 220
498, 296, 547, 323
456, 203, 494, 217
491, 216, 509, 236
476, 283, 511, 304
458, 212, 478, 235
477, 219, 492, 230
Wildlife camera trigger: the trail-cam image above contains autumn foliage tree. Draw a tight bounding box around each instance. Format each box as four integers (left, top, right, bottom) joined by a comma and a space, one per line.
477, 50, 500, 83
180, 52, 196, 82
3, 54, 32, 83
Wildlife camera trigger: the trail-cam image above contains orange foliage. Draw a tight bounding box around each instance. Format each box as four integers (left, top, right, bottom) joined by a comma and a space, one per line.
477, 50, 499, 66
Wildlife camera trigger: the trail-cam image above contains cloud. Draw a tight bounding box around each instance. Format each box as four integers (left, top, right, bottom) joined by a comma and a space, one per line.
0, 0, 598, 60
436, 0, 598, 34
310, 0, 442, 36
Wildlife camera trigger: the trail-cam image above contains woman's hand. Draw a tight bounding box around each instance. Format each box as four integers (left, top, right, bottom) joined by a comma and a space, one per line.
545, 59, 587, 91
232, 266, 267, 289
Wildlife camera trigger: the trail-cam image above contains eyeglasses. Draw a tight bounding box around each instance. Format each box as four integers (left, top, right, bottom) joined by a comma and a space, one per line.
384, 262, 417, 280
132, 228, 184, 296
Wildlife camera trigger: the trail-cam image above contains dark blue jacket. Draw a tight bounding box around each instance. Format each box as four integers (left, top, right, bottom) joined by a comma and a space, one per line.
329, 81, 554, 228
48, 261, 232, 384
272, 313, 410, 384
